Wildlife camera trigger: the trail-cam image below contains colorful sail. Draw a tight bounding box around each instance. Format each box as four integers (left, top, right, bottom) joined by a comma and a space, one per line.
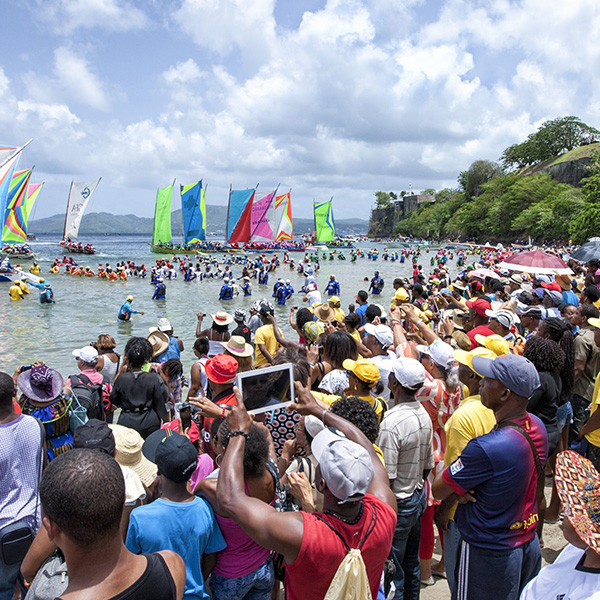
0, 150, 21, 239
227, 188, 255, 243
152, 182, 174, 245
314, 198, 335, 243
274, 192, 293, 242
250, 189, 277, 243
63, 179, 101, 239
181, 181, 206, 243
2, 169, 32, 243
23, 182, 44, 229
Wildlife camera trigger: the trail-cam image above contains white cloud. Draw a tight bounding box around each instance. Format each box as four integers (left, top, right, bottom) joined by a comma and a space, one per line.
34, 0, 149, 34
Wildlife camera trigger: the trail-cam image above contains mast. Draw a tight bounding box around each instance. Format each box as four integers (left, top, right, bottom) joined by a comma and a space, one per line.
0, 139, 32, 171
63, 180, 74, 240
225, 184, 232, 241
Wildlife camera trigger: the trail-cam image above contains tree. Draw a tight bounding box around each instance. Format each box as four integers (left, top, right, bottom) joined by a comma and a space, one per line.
373, 191, 393, 208
458, 160, 504, 199
501, 116, 600, 169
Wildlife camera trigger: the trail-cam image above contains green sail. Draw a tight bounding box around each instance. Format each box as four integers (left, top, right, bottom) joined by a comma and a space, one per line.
314, 198, 335, 243
152, 183, 173, 245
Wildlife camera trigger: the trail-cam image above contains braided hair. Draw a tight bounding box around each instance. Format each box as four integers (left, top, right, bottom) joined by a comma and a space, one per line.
539, 317, 575, 401
523, 336, 565, 374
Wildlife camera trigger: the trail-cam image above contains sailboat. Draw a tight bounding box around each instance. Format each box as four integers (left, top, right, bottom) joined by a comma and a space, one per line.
148, 180, 209, 254
59, 178, 101, 254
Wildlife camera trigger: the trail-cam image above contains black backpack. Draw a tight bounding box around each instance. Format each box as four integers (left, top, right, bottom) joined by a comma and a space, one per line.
68, 373, 108, 421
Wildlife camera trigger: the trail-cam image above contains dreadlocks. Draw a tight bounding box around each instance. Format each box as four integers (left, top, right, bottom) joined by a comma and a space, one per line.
539, 317, 575, 401
523, 336, 565, 375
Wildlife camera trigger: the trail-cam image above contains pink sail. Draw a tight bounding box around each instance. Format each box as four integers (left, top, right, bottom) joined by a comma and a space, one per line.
250, 190, 276, 242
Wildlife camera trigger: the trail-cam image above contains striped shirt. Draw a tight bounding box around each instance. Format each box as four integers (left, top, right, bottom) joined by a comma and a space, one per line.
0, 414, 43, 530
377, 401, 434, 500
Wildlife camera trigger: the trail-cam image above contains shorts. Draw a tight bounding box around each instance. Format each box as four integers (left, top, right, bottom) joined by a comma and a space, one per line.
556, 402, 573, 432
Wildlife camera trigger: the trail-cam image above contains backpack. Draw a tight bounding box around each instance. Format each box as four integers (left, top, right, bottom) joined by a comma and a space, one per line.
68, 373, 109, 421
314, 503, 378, 600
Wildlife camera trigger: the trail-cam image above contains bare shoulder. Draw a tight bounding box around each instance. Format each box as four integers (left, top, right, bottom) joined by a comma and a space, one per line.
157, 550, 186, 600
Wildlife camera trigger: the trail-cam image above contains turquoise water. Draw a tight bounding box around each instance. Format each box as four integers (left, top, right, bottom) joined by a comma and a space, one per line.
0, 235, 458, 378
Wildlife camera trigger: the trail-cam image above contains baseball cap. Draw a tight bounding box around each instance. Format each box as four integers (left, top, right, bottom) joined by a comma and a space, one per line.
466, 298, 491, 317
541, 281, 561, 293
416, 339, 455, 370
311, 428, 374, 504
342, 359, 381, 385
143, 430, 198, 484
234, 308, 247, 321
72, 346, 98, 364
364, 323, 393, 349
545, 290, 564, 306
518, 305, 545, 320
394, 287, 410, 302
453, 348, 497, 377
485, 309, 520, 329
205, 353, 238, 384
126, 295, 134, 301
73, 419, 115, 455
474, 333, 511, 356
471, 354, 540, 398
390, 356, 426, 390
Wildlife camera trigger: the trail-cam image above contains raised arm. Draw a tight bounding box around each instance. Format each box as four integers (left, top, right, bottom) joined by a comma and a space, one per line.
400, 305, 441, 345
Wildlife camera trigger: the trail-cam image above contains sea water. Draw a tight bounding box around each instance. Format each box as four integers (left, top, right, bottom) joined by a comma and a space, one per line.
0, 234, 459, 378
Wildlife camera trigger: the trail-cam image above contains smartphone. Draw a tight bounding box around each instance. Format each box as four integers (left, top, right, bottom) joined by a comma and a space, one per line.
20, 365, 32, 373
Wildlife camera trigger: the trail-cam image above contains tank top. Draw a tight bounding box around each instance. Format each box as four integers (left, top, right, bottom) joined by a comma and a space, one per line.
100, 353, 120, 382
157, 337, 181, 363
109, 553, 176, 600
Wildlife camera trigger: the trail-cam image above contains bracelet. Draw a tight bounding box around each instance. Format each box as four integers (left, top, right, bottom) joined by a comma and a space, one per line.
444, 334, 453, 339
416, 318, 423, 325
321, 409, 329, 422
308, 362, 315, 367
391, 320, 401, 326
221, 407, 229, 419
228, 430, 250, 442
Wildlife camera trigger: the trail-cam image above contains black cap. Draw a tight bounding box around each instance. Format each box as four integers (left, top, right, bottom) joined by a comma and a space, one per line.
142, 430, 197, 484
72, 419, 115, 455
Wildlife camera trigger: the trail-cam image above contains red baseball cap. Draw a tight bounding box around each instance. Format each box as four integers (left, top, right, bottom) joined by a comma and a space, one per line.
205, 354, 238, 384
466, 298, 492, 317
541, 281, 562, 293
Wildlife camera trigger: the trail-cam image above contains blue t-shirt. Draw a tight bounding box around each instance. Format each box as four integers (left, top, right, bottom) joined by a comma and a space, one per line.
126, 497, 226, 599
355, 303, 368, 327
443, 413, 548, 550
561, 289, 579, 307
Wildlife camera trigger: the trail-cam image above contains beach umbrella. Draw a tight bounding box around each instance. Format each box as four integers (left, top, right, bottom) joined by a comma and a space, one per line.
497, 250, 572, 275
469, 268, 501, 280
571, 240, 600, 263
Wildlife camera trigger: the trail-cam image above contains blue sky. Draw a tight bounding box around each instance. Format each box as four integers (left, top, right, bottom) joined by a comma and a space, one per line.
1, 0, 599, 221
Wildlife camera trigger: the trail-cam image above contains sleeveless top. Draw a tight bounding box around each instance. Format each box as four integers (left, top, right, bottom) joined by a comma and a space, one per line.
100, 353, 120, 382
109, 553, 176, 600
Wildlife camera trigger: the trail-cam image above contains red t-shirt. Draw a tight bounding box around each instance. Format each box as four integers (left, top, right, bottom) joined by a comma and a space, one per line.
285, 494, 397, 600
466, 324, 495, 350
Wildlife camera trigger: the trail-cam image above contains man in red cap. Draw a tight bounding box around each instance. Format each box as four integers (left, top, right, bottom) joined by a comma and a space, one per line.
465, 298, 495, 350
189, 354, 239, 452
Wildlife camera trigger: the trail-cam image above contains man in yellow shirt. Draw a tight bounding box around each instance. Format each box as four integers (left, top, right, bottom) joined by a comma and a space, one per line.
579, 317, 600, 470
8, 283, 23, 300
254, 301, 283, 368
436, 347, 496, 595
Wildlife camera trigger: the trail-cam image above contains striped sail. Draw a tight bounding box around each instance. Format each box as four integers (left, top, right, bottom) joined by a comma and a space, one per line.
274, 192, 293, 241
314, 198, 335, 243
181, 181, 206, 243
2, 168, 33, 243
250, 189, 277, 243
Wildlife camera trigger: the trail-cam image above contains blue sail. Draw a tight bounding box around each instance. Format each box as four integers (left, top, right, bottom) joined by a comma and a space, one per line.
226, 188, 255, 241
180, 181, 205, 243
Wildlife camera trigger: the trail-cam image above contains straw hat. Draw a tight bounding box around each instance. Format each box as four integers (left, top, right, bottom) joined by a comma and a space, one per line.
147, 330, 170, 358
555, 274, 573, 291
314, 303, 335, 322
109, 424, 158, 487
556, 450, 600, 553
211, 311, 233, 326
221, 335, 254, 358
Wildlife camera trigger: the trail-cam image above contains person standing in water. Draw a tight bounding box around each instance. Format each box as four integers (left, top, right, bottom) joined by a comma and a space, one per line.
118, 295, 145, 321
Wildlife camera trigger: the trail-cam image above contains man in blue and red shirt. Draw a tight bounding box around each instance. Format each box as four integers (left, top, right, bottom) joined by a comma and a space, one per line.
433, 353, 548, 600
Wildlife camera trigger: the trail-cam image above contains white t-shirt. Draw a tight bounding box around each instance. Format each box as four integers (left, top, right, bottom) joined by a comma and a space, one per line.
306, 289, 322, 305
370, 351, 395, 405
520, 543, 600, 600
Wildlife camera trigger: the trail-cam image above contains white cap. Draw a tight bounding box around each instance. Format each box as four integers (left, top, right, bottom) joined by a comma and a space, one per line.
364, 323, 393, 349
416, 339, 456, 370
157, 318, 172, 332
390, 356, 426, 389
72, 346, 99, 364
311, 427, 374, 504
485, 308, 520, 328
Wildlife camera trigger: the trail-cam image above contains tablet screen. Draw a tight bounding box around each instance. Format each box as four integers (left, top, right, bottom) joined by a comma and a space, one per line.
237, 363, 295, 414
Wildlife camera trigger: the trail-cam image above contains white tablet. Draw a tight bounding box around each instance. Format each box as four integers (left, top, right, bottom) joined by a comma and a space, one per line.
236, 363, 295, 414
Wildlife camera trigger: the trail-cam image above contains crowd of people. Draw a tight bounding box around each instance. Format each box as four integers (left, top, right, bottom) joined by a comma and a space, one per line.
4, 247, 600, 600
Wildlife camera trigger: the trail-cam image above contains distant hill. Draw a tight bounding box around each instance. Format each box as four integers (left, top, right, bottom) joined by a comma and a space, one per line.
30, 206, 368, 236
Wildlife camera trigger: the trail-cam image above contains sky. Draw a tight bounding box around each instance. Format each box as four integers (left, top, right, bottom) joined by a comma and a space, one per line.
1, 0, 599, 221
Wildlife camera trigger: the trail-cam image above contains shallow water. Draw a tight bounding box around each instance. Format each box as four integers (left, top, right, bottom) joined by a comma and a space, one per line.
0, 235, 460, 378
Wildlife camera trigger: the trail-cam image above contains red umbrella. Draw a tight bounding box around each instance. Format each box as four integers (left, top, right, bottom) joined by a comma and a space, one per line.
497, 250, 572, 275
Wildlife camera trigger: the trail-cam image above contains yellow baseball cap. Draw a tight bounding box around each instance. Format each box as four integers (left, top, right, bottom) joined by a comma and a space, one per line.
474, 334, 510, 356
126, 295, 134, 302
342, 359, 380, 385
394, 288, 410, 302
454, 347, 497, 377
